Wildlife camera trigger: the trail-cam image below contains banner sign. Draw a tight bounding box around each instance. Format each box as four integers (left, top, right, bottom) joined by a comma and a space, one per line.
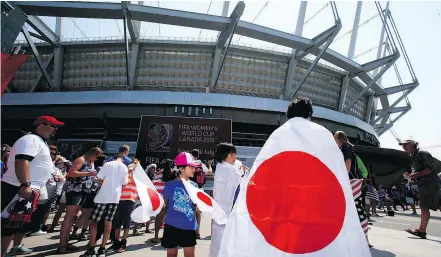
136, 115, 232, 166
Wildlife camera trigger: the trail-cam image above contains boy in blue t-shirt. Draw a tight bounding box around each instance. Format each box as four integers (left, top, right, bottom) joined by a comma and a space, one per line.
105, 145, 132, 167
161, 152, 201, 257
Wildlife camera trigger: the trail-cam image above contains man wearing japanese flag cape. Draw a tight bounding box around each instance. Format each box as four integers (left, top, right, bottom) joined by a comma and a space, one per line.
209, 143, 249, 257
218, 97, 372, 257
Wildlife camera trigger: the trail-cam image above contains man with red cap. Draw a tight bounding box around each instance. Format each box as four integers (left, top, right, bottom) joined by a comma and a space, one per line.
1, 116, 64, 257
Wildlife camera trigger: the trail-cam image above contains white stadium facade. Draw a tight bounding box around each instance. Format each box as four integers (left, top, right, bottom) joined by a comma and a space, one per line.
1, 1, 417, 176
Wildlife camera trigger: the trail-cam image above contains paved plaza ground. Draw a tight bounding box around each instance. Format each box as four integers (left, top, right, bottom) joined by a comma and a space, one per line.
13, 208, 441, 257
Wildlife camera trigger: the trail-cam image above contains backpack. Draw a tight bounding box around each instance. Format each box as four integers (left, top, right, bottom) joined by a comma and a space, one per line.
192, 165, 206, 187
350, 153, 368, 180
355, 154, 369, 178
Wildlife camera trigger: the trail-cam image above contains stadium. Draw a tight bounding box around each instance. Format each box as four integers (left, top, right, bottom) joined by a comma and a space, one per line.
1, 1, 417, 182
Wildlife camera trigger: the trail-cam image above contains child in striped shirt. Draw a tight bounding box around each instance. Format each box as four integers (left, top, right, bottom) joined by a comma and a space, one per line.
110, 159, 140, 253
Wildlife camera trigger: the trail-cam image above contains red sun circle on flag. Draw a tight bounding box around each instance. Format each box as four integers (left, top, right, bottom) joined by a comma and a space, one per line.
147, 188, 161, 211
197, 192, 213, 207
246, 151, 346, 254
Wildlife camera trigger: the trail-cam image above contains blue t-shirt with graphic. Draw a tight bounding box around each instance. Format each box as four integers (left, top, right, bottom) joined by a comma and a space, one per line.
162, 180, 198, 231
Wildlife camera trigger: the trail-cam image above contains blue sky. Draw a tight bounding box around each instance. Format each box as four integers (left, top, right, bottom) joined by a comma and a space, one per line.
18, 1, 441, 158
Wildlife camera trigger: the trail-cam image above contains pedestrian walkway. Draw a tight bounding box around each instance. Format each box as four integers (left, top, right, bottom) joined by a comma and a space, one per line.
371, 207, 441, 237
17, 214, 441, 257
370, 226, 441, 257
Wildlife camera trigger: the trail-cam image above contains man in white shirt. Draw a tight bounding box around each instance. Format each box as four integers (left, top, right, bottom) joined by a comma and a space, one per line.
1, 116, 64, 257
82, 155, 128, 257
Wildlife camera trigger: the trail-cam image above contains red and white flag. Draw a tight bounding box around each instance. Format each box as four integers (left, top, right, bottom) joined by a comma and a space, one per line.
131, 165, 164, 223
218, 117, 372, 257
181, 178, 227, 225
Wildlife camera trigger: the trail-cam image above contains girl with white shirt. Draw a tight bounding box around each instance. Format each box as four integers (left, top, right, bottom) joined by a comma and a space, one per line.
209, 143, 249, 257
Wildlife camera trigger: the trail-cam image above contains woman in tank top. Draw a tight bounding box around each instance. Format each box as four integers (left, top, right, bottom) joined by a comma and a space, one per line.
57, 147, 103, 254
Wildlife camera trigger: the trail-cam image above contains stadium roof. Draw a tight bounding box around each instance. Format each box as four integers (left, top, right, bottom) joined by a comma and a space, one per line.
8, 1, 418, 135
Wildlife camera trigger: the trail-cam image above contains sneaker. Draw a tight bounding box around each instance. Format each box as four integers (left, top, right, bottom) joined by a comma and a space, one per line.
7, 244, 33, 255
41, 225, 48, 232
97, 247, 106, 257
30, 230, 47, 236
69, 234, 78, 240
109, 240, 120, 252
78, 234, 89, 241
117, 239, 127, 253
80, 248, 95, 257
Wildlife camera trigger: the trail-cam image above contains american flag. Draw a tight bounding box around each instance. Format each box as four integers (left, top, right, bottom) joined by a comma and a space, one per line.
350, 179, 368, 236
350, 179, 363, 199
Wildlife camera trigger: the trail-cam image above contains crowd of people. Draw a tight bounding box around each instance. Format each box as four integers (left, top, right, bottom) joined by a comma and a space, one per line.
0, 116, 215, 257
1, 97, 441, 257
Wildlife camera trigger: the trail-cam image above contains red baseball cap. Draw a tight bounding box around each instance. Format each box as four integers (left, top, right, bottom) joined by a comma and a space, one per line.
33, 116, 65, 126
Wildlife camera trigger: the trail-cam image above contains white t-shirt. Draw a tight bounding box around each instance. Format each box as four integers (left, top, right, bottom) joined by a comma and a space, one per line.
94, 160, 128, 204
2, 134, 54, 192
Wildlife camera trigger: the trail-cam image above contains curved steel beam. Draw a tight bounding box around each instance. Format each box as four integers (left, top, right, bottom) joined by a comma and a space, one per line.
26, 16, 60, 47
209, 1, 245, 91
14, 1, 396, 126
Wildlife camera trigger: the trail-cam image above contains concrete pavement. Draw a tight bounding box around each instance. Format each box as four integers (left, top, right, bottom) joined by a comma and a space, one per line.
371, 207, 441, 237
369, 226, 441, 257
15, 211, 441, 257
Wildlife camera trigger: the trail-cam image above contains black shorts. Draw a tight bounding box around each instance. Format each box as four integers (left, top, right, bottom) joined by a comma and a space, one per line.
1, 182, 30, 236
91, 203, 118, 223
419, 183, 440, 211
161, 224, 197, 249
65, 191, 86, 206
65, 191, 96, 208
112, 200, 135, 230
83, 192, 97, 209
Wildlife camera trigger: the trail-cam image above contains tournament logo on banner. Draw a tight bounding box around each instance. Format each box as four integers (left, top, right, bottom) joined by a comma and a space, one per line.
136, 116, 232, 167
146, 123, 173, 152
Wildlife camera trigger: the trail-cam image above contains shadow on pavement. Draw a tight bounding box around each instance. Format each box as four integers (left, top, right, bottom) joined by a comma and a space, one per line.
25, 242, 60, 253
393, 211, 441, 221
407, 236, 441, 244
370, 248, 396, 257
126, 243, 165, 252
29, 246, 86, 257
201, 235, 211, 240
48, 234, 60, 240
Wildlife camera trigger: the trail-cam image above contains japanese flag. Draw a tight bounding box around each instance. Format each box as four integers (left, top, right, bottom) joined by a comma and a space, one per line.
218, 118, 372, 257
131, 165, 164, 223
181, 178, 228, 225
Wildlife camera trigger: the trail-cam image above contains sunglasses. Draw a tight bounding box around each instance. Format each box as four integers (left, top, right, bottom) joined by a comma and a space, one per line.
44, 123, 58, 128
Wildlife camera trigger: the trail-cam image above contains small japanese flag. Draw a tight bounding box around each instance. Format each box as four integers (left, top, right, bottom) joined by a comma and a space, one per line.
181, 178, 227, 225
218, 118, 372, 257
131, 165, 164, 223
